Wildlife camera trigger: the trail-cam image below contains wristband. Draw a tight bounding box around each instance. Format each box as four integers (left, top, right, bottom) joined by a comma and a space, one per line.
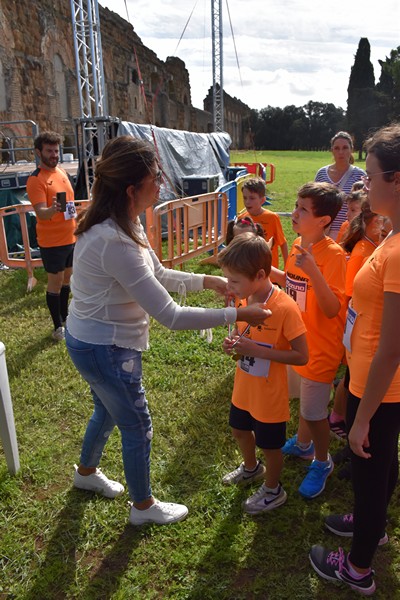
223, 306, 236, 324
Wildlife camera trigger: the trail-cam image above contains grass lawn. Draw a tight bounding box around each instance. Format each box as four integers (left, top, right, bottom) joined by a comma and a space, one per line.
0, 151, 399, 599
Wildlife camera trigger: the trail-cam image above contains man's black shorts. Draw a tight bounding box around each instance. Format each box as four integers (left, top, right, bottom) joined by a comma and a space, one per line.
39, 244, 74, 274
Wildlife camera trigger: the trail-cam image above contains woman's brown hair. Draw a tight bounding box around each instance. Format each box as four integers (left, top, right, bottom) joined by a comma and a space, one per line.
341, 200, 378, 253
364, 124, 400, 180
331, 131, 355, 165
75, 136, 157, 246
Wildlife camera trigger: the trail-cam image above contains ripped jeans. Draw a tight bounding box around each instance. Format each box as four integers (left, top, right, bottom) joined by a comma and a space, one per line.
66, 330, 153, 502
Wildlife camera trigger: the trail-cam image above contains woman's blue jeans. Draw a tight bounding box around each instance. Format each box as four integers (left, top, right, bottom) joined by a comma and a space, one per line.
66, 330, 153, 502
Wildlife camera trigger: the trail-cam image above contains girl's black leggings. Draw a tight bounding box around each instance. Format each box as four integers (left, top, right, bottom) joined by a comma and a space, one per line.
347, 392, 400, 568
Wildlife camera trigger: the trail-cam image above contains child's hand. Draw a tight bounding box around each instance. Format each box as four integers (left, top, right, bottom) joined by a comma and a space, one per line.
223, 335, 243, 361
222, 335, 236, 355
230, 336, 256, 356
294, 244, 318, 276
349, 420, 371, 459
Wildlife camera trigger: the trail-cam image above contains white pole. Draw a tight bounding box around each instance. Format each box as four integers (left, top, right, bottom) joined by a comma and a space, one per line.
0, 342, 20, 474
212, 0, 224, 132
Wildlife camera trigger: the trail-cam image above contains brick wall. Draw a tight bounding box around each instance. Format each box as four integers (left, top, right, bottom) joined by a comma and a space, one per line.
0, 0, 251, 152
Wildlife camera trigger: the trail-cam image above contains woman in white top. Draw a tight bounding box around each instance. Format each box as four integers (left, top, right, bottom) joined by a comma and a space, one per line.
315, 131, 365, 240
66, 135, 270, 526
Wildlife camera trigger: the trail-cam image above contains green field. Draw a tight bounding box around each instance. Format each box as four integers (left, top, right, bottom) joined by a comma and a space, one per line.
0, 151, 398, 600
231, 149, 367, 247
231, 149, 334, 214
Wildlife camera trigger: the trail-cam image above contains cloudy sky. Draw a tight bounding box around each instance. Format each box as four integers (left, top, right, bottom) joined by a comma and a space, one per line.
99, 0, 399, 112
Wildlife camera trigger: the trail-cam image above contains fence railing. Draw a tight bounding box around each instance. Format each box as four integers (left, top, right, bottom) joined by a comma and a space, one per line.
0, 200, 90, 291
0, 169, 288, 288
151, 191, 228, 268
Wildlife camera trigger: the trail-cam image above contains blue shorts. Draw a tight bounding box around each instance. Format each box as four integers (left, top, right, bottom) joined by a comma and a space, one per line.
229, 403, 286, 450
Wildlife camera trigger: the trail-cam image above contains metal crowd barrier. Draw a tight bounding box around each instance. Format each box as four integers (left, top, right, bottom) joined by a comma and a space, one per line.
151, 191, 228, 268
0, 200, 90, 291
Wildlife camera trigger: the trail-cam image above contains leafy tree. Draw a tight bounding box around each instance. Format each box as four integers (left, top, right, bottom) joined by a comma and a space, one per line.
376, 47, 400, 123
303, 101, 345, 149
252, 103, 344, 150
347, 38, 378, 157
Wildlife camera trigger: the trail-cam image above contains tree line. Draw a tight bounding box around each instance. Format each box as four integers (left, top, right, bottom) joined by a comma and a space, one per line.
248, 38, 400, 153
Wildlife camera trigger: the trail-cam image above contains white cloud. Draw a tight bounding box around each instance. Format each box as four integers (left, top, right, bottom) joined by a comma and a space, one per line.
99, 0, 400, 110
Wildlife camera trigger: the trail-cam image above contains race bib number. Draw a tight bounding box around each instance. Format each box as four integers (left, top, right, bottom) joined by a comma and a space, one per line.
343, 306, 358, 352
286, 275, 307, 312
64, 201, 77, 220
238, 342, 272, 378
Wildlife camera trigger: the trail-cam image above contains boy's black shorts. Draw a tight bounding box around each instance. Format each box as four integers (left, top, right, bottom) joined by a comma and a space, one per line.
39, 244, 74, 274
229, 403, 286, 450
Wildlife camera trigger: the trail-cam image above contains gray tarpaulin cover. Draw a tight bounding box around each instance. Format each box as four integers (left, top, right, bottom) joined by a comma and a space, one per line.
117, 122, 231, 201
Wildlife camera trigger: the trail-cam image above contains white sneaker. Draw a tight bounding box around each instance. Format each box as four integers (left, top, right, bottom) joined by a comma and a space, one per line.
73, 464, 124, 498
243, 483, 287, 514
52, 326, 65, 341
129, 499, 188, 525
222, 461, 266, 486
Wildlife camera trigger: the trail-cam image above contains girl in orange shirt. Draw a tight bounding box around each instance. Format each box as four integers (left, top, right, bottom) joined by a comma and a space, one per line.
336, 190, 365, 245
329, 201, 382, 467
342, 201, 383, 298
310, 124, 400, 596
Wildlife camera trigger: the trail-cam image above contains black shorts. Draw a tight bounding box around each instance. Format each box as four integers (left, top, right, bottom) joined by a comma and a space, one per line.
229, 403, 286, 450
39, 244, 74, 274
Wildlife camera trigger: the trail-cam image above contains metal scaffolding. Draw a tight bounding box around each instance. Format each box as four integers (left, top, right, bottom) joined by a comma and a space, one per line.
211, 0, 224, 132
70, 0, 118, 197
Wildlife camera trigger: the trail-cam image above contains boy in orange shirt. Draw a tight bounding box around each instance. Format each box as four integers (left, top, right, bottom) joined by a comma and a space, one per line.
241, 177, 288, 268
218, 233, 308, 513
271, 182, 347, 499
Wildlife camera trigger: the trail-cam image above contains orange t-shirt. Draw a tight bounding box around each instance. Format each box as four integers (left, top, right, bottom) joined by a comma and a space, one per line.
336, 220, 349, 245
345, 237, 377, 297
346, 233, 400, 402
232, 287, 306, 423
285, 237, 347, 383
27, 166, 76, 247
241, 209, 286, 268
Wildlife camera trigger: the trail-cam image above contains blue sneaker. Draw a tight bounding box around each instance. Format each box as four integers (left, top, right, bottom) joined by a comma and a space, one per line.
299, 455, 334, 499
282, 435, 314, 460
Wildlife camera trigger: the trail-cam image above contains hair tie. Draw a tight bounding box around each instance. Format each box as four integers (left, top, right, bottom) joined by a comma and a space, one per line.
235, 217, 252, 226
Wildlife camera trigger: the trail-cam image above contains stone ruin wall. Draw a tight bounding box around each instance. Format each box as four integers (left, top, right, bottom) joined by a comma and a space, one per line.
0, 0, 251, 158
